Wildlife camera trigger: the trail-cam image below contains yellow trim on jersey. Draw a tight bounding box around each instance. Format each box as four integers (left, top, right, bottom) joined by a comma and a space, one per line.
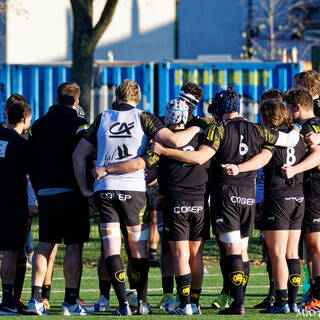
76, 124, 89, 135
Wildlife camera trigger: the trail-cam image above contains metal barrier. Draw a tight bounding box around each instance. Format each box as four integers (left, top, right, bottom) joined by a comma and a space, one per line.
0, 61, 303, 123
158, 61, 304, 122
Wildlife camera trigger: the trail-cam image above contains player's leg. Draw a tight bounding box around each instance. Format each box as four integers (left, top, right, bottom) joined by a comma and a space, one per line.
241, 238, 250, 303
286, 229, 301, 312
189, 240, 204, 314
0, 250, 20, 314
265, 230, 290, 312
41, 244, 57, 310
168, 240, 192, 315
148, 208, 160, 266
157, 207, 175, 307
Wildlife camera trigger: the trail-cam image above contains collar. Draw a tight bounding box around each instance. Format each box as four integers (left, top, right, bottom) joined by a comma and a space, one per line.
111, 101, 135, 111
48, 105, 77, 115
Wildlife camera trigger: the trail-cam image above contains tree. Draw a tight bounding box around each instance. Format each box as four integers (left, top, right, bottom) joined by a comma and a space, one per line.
241, 0, 317, 60
70, 0, 119, 116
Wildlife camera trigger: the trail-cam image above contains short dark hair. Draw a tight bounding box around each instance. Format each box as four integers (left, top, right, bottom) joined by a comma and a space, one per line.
7, 101, 32, 125
56, 82, 81, 106
260, 89, 283, 102
284, 88, 313, 112
115, 79, 141, 104
180, 82, 204, 101
6, 94, 28, 108
294, 70, 320, 97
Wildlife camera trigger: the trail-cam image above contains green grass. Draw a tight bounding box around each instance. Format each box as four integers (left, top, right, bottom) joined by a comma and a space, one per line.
14, 265, 306, 319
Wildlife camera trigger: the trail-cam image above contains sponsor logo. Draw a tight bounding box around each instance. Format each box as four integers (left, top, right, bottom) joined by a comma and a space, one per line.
313, 218, 320, 224
216, 218, 223, 224
180, 285, 191, 296
284, 197, 304, 203
109, 122, 135, 138
229, 271, 244, 286
289, 274, 301, 287
242, 275, 248, 286
268, 216, 275, 221
230, 196, 255, 206
115, 270, 125, 283
173, 206, 203, 214
131, 270, 140, 283
100, 192, 132, 201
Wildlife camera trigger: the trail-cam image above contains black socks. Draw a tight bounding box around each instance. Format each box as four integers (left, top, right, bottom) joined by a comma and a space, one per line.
176, 273, 192, 308
162, 276, 174, 294
226, 255, 244, 307
99, 280, 111, 299
131, 258, 150, 302
105, 255, 127, 306
287, 259, 301, 304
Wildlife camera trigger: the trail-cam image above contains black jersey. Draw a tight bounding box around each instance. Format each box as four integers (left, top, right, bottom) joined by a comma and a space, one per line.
0, 126, 28, 209
314, 99, 320, 117
263, 127, 306, 196
301, 116, 320, 183
158, 130, 210, 201
203, 117, 279, 186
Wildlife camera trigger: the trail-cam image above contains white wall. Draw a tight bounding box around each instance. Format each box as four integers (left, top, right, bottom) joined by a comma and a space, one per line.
4, 0, 175, 64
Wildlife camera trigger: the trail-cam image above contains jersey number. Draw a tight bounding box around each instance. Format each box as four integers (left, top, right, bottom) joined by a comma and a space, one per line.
286, 147, 296, 165
239, 135, 248, 155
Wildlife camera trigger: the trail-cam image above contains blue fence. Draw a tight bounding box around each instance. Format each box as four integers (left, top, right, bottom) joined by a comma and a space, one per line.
0, 61, 304, 123
158, 61, 304, 122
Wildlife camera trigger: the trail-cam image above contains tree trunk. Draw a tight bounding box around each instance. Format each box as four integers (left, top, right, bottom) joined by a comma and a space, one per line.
70, 0, 119, 119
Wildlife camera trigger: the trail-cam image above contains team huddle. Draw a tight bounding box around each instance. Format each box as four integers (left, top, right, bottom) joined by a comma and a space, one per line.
1, 70, 320, 316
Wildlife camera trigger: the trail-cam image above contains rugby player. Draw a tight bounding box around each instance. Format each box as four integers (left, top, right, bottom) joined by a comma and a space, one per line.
157, 99, 210, 315
225, 98, 311, 313
281, 88, 320, 312
73, 79, 201, 315
27, 82, 91, 316
152, 87, 301, 314
0, 100, 32, 315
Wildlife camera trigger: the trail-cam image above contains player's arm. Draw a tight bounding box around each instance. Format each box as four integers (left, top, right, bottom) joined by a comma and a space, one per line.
92, 157, 146, 179
305, 132, 320, 147
152, 142, 215, 165
281, 144, 320, 179
141, 111, 201, 148
224, 149, 273, 176
155, 126, 200, 148
257, 123, 300, 148
73, 138, 94, 197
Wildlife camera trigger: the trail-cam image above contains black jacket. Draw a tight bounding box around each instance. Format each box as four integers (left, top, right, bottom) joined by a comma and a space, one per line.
28, 105, 88, 193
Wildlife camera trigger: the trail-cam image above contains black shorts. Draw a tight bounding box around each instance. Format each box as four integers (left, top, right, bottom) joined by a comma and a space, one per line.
94, 190, 149, 226
163, 200, 207, 241
303, 179, 320, 234
0, 207, 28, 251
211, 184, 255, 237
263, 193, 304, 230
146, 184, 159, 211
38, 191, 90, 244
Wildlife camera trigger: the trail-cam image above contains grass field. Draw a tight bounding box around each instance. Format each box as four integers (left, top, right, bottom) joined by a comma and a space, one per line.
14, 264, 306, 319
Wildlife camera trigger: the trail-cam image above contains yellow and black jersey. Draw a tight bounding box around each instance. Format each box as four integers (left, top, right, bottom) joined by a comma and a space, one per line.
203, 117, 279, 185
314, 99, 320, 118
186, 115, 217, 130
301, 117, 320, 181
263, 126, 306, 196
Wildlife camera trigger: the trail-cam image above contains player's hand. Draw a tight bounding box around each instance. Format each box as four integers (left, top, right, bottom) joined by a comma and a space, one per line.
28, 205, 39, 217
152, 141, 166, 155
305, 132, 320, 147
222, 164, 239, 176
281, 164, 296, 179
91, 166, 108, 180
